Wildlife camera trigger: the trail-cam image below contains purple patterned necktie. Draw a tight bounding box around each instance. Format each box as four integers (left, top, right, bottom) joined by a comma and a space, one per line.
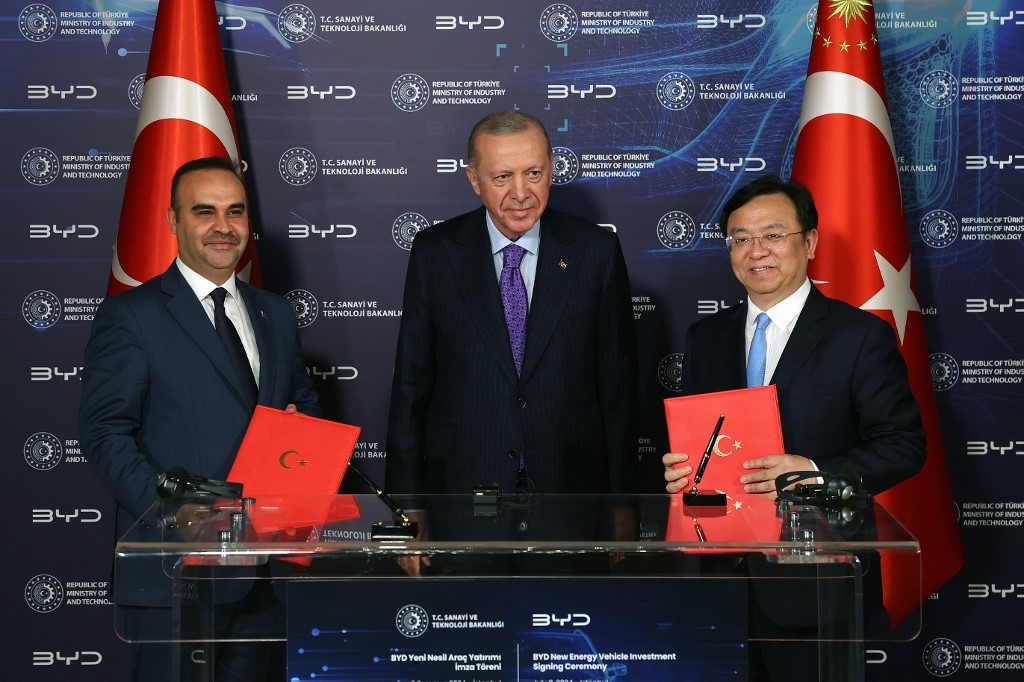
500, 244, 528, 375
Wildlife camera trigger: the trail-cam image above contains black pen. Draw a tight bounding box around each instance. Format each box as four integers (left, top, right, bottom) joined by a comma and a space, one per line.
693, 414, 725, 484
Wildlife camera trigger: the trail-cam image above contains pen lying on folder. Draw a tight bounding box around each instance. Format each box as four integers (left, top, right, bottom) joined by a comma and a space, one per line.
693, 414, 725, 484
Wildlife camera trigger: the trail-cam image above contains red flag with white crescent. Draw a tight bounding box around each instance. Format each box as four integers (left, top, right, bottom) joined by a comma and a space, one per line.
792, 0, 962, 627
107, 0, 260, 296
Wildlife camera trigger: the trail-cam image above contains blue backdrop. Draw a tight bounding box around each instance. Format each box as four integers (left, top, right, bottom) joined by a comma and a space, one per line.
4, 1, 1022, 679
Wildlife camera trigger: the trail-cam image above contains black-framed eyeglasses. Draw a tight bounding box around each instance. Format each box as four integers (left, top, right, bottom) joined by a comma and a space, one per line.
724, 231, 803, 251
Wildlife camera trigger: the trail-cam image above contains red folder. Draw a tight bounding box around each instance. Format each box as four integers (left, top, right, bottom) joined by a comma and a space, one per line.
664, 385, 785, 498
226, 406, 362, 533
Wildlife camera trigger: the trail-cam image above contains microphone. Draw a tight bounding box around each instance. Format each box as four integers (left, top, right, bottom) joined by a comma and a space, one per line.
155, 467, 243, 501
345, 461, 419, 540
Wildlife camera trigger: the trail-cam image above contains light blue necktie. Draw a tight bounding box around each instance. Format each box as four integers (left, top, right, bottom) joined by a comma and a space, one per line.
747, 312, 771, 388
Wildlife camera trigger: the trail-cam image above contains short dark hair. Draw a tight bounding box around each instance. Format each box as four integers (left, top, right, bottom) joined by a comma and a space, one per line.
467, 111, 552, 167
169, 156, 241, 213
718, 174, 818, 237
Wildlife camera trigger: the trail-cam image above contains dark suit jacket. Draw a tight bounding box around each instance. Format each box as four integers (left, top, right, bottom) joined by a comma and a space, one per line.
681, 285, 924, 494
80, 263, 321, 551
385, 206, 638, 495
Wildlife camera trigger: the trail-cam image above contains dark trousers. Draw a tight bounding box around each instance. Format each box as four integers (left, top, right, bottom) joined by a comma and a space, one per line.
119, 578, 285, 682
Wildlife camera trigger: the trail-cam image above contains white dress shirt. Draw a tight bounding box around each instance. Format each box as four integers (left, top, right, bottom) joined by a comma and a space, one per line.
745, 277, 817, 470
744, 278, 812, 385
175, 258, 261, 386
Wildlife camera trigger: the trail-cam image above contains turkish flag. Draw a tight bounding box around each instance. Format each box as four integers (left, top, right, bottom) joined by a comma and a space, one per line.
792, 2, 962, 626
107, 0, 260, 296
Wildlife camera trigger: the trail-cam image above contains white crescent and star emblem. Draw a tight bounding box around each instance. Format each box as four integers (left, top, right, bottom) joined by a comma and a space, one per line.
712, 434, 741, 457
278, 450, 308, 468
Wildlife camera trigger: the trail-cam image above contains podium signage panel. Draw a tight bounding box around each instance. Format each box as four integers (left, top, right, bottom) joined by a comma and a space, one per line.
287, 576, 747, 680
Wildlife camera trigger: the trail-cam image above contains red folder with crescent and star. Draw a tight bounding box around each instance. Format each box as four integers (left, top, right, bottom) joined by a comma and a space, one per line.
664, 386, 786, 545
227, 406, 361, 533
664, 385, 785, 498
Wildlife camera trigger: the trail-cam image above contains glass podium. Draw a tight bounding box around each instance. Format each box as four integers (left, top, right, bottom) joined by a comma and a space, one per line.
113, 493, 920, 681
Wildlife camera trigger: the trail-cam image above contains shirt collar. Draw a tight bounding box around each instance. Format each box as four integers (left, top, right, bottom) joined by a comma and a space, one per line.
175, 257, 239, 302
486, 212, 541, 256
746, 278, 812, 330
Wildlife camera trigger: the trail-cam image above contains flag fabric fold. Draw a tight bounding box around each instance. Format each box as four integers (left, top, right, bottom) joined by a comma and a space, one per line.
108, 0, 259, 296
792, 0, 963, 627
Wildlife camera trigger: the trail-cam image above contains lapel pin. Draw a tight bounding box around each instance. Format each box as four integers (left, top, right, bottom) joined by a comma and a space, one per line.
558, 259, 567, 270
261, 310, 269, 319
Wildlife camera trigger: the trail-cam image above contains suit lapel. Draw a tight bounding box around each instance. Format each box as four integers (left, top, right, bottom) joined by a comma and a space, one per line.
721, 302, 748, 388
161, 266, 255, 407
770, 286, 828, 389
238, 282, 273, 403
519, 211, 579, 383
442, 208, 520, 382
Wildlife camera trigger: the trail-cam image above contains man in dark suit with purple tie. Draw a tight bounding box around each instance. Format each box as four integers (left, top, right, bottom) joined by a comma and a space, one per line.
384, 112, 639, 565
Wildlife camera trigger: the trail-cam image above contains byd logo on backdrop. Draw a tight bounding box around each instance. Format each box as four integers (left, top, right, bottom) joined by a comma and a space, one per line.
308, 365, 359, 381
435, 16, 504, 30
31, 367, 83, 381
288, 224, 357, 238
286, 85, 356, 100
697, 300, 737, 315
965, 298, 1024, 313
29, 224, 99, 238
532, 613, 591, 627
547, 84, 617, 99
436, 159, 469, 173
968, 584, 1024, 598
966, 441, 1024, 456
696, 158, 766, 172
218, 15, 247, 30
965, 11, 1024, 26
27, 85, 97, 100
33, 651, 102, 666
32, 509, 102, 523
965, 155, 1024, 170
696, 14, 766, 29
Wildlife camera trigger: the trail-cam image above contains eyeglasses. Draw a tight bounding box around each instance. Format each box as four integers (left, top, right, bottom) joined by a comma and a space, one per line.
724, 231, 803, 251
